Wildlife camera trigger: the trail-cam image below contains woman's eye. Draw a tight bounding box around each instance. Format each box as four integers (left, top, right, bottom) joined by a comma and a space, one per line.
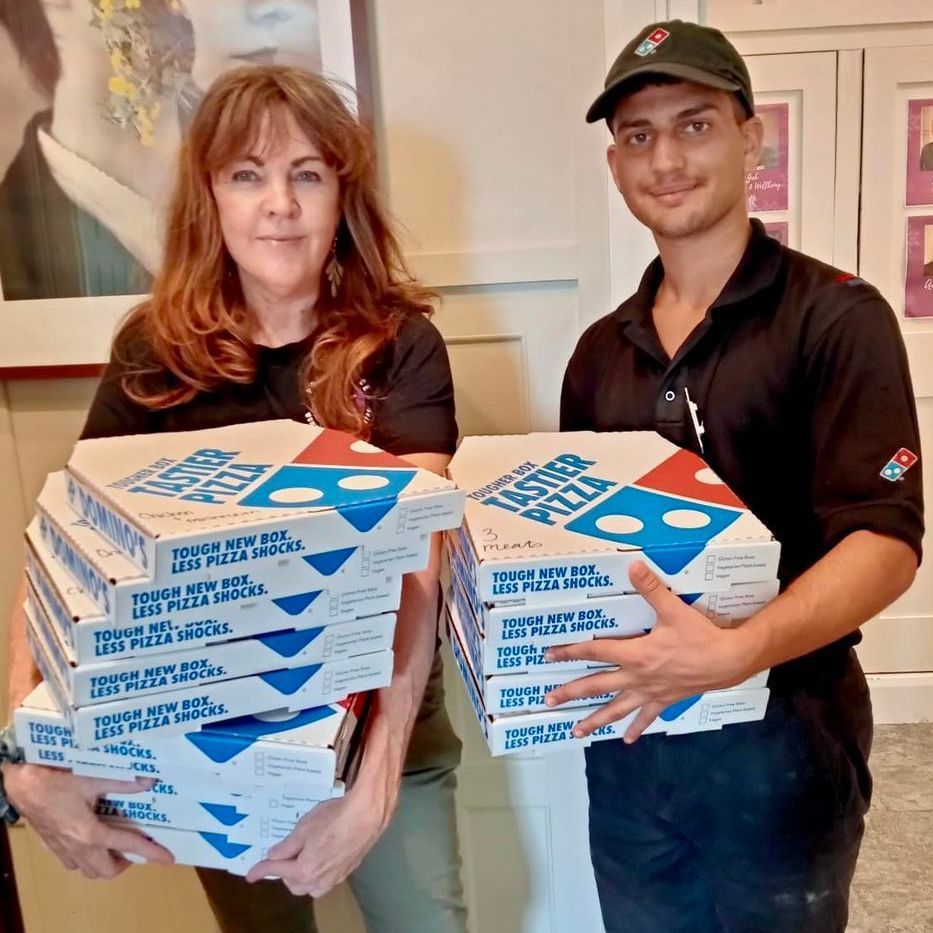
294, 170, 322, 183
231, 169, 258, 182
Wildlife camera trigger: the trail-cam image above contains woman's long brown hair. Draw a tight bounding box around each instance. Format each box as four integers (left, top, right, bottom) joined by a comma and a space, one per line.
118, 65, 434, 437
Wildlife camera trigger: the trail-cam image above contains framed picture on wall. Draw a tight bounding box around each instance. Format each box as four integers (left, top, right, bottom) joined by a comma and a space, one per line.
745, 102, 789, 213
905, 215, 933, 318
0, 0, 370, 376
906, 98, 933, 207
763, 221, 789, 246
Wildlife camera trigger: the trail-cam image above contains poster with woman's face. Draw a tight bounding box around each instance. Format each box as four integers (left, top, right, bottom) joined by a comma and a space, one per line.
0, 0, 326, 303
906, 99, 933, 207
904, 215, 933, 318
745, 102, 789, 213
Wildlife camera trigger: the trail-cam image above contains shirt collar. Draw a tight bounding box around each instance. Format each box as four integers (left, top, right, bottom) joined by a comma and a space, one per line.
613, 219, 784, 330
37, 127, 161, 274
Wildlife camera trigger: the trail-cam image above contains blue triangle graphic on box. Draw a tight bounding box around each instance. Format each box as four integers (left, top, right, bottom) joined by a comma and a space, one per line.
199, 832, 252, 859
272, 591, 322, 616
302, 547, 356, 575
337, 499, 400, 533
659, 695, 702, 721
259, 664, 322, 694
257, 627, 325, 657
565, 485, 740, 575
238, 464, 415, 512
183, 705, 336, 762
199, 803, 248, 827
679, 593, 702, 606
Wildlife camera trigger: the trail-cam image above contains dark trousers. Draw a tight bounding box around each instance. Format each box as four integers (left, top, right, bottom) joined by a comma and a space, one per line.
585, 650, 873, 933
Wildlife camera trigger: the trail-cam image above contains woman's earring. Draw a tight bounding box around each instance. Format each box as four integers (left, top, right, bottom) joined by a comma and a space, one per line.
325, 236, 344, 298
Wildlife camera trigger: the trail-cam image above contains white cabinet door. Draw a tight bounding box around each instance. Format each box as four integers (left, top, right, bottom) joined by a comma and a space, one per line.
742, 52, 838, 263
856, 47, 933, 697
372, 1, 611, 931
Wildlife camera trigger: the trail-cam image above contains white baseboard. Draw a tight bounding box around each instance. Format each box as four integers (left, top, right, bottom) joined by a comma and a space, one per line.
866, 673, 933, 724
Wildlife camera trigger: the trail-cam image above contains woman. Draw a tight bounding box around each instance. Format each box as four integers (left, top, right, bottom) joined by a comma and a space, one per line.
4, 66, 467, 933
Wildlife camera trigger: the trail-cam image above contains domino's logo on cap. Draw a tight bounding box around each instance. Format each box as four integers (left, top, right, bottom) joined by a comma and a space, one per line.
635, 27, 671, 57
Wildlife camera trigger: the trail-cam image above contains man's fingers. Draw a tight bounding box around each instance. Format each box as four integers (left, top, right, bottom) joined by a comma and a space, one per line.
545, 670, 623, 707
571, 695, 642, 738
102, 825, 174, 865
623, 703, 664, 744
628, 560, 681, 615
545, 638, 634, 665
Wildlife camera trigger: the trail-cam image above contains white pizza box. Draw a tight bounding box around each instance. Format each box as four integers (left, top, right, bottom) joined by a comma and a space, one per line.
448, 432, 779, 604
63, 420, 465, 582
33, 475, 407, 639
445, 596, 613, 715
26, 601, 391, 746
447, 602, 770, 757
448, 538, 777, 679
15, 681, 366, 796
119, 824, 271, 874
26, 570, 395, 707
97, 789, 318, 842
446, 596, 768, 717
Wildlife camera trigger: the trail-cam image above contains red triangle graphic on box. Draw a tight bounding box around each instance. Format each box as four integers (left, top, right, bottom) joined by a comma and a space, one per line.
634, 448, 746, 510
292, 429, 411, 469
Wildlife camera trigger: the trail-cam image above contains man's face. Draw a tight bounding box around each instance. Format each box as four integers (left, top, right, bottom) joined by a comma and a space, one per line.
606, 81, 762, 241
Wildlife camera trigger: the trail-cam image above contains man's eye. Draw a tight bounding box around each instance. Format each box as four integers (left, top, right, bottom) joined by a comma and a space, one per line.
685, 121, 710, 135
627, 132, 650, 147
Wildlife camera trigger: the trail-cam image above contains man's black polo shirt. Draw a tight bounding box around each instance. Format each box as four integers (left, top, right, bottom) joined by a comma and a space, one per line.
561, 220, 923, 680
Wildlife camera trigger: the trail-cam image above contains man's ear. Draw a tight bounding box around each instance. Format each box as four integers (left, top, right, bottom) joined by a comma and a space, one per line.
741, 115, 765, 174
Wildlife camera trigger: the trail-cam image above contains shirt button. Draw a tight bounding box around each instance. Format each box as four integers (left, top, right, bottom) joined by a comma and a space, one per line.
664, 390, 676, 402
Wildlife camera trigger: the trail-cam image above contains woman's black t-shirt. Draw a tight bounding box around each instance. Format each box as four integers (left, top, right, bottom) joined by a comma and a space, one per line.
81, 312, 458, 456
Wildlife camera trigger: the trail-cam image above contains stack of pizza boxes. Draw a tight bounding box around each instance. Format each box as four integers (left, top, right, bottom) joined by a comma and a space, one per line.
16, 420, 465, 872
445, 431, 780, 757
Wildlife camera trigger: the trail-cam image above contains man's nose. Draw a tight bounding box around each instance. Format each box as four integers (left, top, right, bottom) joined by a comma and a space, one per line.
650, 131, 687, 174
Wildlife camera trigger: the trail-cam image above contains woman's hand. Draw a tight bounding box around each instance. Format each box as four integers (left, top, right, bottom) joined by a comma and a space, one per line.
245, 777, 398, 896
3, 762, 174, 879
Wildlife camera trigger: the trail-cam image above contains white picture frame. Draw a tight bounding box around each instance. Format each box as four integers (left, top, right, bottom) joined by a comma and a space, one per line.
0, 0, 368, 376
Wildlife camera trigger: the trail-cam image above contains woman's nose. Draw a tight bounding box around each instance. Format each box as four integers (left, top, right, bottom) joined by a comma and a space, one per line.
263, 179, 299, 217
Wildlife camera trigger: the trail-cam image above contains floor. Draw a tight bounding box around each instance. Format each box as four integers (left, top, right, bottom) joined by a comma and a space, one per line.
849, 723, 933, 932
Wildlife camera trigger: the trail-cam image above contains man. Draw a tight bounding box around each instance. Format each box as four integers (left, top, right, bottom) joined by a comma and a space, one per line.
545, 20, 923, 933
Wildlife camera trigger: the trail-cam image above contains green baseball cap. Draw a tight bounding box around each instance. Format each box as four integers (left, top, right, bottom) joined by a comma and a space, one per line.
586, 20, 754, 124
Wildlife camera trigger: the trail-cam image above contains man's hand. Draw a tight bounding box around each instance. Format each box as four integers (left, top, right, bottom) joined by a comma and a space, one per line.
245, 779, 395, 896
544, 561, 750, 742
3, 763, 174, 878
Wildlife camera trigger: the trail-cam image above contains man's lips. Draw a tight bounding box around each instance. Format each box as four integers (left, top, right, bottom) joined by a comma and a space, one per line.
649, 183, 697, 197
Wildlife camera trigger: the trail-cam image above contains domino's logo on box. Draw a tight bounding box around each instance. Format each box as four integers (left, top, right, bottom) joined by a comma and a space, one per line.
240, 465, 416, 530
880, 448, 918, 483
478, 448, 746, 575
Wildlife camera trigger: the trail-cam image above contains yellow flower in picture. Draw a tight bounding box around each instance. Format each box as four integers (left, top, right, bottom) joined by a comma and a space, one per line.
125, 0, 141, 8
99, 0, 114, 16
109, 50, 129, 73
108, 75, 139, 100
